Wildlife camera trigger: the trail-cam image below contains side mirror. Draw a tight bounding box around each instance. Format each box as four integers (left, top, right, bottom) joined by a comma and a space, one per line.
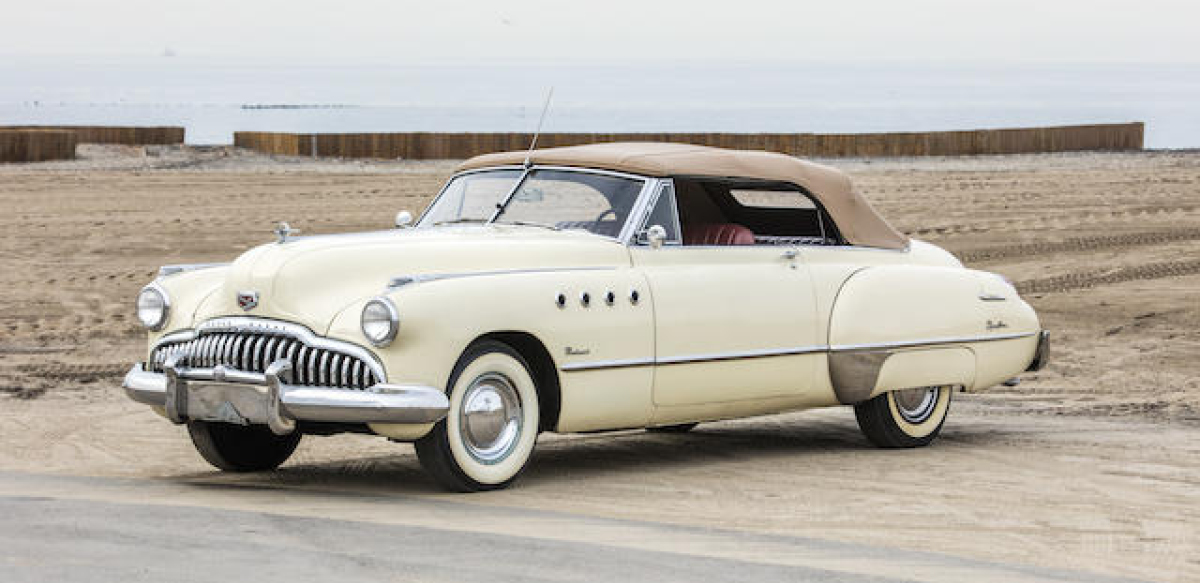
640, 224, 667, 249
394, 210, 413, 229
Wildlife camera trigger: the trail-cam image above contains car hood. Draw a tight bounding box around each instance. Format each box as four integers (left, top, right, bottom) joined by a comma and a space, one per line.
193, 226, 629, 333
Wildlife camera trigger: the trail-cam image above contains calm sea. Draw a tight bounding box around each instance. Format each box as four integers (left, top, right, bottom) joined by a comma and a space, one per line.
2, 56, 1196, 148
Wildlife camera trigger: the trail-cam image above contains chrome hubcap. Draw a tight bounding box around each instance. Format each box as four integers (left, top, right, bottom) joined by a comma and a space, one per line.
892, 387, 940, 423
459, 372, 522, 464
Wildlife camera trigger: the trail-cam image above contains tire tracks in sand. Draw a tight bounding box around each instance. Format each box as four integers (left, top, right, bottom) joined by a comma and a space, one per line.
1015, 259, 1200, 294
959, 228, 1200, 263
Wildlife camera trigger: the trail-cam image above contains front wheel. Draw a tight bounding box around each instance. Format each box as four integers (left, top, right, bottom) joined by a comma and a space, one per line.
854, 386, 952, 448
187, 420, 301, 472
415, 341, 541, 492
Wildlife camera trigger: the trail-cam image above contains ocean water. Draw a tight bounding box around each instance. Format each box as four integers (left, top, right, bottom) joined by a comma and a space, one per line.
1, 56, 1196, 148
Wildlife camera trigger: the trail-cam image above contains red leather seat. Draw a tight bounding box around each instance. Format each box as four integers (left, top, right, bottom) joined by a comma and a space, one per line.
683, 223, 756, 246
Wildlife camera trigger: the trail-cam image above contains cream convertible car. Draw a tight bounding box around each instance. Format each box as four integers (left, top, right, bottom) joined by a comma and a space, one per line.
124, 143, 1049, 491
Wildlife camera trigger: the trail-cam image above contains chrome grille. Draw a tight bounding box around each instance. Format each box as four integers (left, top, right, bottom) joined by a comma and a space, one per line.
149, 330, 379, 390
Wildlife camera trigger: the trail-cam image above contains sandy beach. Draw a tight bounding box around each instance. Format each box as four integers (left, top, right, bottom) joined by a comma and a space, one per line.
1, 144, 1197, 581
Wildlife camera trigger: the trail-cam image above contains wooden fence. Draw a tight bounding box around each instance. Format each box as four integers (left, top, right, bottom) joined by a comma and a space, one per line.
234, 122, 1144, 160
0, 130, 77, 163
0, 126, 185, 145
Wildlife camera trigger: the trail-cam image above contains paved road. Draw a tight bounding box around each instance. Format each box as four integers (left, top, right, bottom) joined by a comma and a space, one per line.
0, 471, 1147, 583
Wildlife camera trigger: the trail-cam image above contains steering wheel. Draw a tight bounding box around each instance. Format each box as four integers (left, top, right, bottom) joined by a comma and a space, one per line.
591, 208, 618, 234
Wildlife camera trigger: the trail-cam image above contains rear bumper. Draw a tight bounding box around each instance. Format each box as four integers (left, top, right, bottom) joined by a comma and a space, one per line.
1026, 330, 1050, 372
123, 358, 448, 435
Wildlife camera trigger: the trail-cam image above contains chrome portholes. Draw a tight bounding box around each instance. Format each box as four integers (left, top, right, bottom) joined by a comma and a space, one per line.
554, 287, 643, 307
458, 372, 523, 464
892, 387, 940, 423
556, 290, 630, 308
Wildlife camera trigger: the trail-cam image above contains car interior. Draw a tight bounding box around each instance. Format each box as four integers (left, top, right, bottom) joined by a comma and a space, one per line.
669, 178, 843, 246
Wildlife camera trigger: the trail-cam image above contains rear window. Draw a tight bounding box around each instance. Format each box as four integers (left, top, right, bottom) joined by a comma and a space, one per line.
729, 189, 816, 210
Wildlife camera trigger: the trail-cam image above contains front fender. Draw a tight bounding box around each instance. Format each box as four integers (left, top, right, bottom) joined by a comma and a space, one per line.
143, 267, 229, 355
325, 268, 656, 432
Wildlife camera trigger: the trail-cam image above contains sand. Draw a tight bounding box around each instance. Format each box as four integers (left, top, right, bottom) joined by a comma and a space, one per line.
0, 144, 1197, 581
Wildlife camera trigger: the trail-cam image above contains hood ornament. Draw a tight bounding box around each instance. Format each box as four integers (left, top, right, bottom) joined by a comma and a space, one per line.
273, 221, 299, 243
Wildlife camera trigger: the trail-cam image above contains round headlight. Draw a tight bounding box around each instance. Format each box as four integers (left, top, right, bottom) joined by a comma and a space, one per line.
361, 297, 399, 347
136, 284, 170, 331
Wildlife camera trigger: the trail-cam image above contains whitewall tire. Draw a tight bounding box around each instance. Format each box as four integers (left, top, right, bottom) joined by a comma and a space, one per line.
853, 386, 952, 448
415, 340, 541, 492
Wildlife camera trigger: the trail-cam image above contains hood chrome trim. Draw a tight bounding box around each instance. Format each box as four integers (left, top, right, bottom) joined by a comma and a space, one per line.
157, 262, 230, 278
387, 266, 617, 290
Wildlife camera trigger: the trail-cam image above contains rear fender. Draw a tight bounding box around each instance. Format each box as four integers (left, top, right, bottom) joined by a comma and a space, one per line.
827, 265, 985, 403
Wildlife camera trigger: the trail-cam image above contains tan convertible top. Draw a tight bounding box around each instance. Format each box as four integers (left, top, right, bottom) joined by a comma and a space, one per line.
456, 142, 908, 249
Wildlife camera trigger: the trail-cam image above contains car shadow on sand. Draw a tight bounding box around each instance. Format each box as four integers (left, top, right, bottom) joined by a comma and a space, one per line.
166, 408, 1018, 496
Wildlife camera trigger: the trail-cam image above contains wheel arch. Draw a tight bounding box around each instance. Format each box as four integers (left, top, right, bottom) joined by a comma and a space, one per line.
469, 331, 562, 432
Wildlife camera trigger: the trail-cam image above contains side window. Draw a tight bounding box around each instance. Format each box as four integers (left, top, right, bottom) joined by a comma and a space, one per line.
643, 182, 681, 244
726, 188, 831, 245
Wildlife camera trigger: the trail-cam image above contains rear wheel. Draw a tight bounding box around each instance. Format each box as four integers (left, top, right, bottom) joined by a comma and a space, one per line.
854, 386, 952, 448
187, 420, 301, 472
415, 341, 541, 492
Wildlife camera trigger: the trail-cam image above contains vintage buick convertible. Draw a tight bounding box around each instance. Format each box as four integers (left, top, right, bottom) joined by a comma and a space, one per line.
124, 142, 1048, 491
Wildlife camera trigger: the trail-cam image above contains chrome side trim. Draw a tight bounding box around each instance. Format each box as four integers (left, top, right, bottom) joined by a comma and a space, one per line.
560, 332, 1036, 372
804, 243, 912, 254
157, 262, 230, 278
560, 346, 824, 372
559, 357, 655, 372
828, 331, 1036, 353
657, 345, 827, 365
387, 266, 617, 290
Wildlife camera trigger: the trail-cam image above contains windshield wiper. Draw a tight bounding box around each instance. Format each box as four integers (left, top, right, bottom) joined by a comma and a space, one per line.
499, 220, 560, 231
432, 218, 489, 227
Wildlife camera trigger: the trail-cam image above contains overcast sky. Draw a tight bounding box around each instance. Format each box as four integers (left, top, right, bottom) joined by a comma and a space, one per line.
2, 0, 1197, 63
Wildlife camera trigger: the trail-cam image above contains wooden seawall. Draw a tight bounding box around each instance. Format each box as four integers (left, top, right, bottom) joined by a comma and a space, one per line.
234, 122, 1144, 160
0, 130, 77, 163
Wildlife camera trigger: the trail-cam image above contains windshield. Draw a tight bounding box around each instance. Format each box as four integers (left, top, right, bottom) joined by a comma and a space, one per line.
494, 169, 645, 237
417, 169, 522, 227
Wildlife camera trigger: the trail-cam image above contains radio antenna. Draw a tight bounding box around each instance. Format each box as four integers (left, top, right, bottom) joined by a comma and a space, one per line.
524, 87, 554, 167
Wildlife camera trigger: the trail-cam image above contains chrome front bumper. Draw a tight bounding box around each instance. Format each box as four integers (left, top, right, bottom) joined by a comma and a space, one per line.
123, 357, 448, 435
